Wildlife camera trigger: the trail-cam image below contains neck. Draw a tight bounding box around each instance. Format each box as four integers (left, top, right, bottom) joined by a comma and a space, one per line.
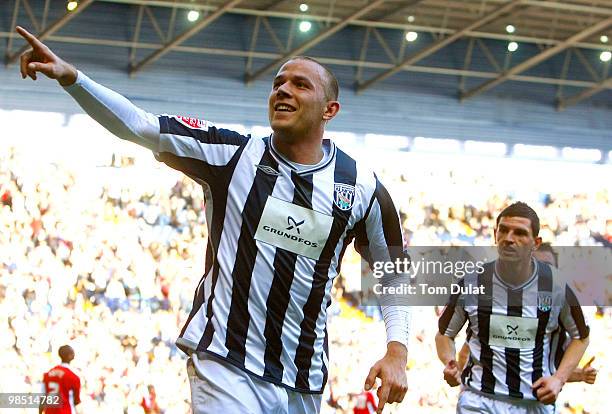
496, 257, 533, 286
272, 132, 324, 165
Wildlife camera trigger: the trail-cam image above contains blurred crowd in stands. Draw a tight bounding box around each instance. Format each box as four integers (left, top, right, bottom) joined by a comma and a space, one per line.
1, 144, 609, 413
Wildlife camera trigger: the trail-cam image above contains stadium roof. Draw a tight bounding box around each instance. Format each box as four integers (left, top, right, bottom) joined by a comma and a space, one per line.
2, 0, 611, 109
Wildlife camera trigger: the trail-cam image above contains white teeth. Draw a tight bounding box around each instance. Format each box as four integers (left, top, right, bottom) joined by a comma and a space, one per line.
275, 104, 294, 112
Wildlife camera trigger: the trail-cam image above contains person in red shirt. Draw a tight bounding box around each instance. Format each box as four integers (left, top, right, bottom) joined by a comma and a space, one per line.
141, 385, 161, 414
40, 345, 81, 414
353, 390, 377, 414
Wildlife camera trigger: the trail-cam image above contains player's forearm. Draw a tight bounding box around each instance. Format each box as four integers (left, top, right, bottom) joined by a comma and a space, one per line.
435, 332, 456, 365
381, 305, 411, 348
554, 337, 589, 384
457, 342, 470, 370
63, 71, 160, 151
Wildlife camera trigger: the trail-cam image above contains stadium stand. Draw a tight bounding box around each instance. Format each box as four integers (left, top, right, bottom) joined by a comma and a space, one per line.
1, 133, 609, 413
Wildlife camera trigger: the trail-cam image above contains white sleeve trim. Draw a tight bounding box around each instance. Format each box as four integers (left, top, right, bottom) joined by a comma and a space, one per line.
381, 305, 411, 347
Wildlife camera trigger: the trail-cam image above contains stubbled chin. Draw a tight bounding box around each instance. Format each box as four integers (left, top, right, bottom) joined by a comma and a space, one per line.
270, 120, 297, 136
271, 115, 294, 126
271, 122, 292, 132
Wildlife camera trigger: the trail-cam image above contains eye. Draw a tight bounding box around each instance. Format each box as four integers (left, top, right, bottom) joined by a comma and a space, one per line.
296, 81, 307, 88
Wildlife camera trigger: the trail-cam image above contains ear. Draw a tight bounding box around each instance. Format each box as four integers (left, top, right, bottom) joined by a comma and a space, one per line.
323, 101, 340, 121
533, 236, 542, 250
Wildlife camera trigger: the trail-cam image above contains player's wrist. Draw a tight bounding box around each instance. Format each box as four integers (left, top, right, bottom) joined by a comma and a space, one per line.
552, 372, 568, 386
386, 341, 408, 361
440, 352, 457, 366
58, 64, 77, 86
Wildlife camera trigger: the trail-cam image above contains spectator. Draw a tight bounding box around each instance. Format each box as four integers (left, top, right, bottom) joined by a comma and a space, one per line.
1, 145, 608, 414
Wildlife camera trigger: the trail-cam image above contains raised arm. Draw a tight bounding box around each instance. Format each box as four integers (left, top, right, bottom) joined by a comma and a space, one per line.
17, 26, 160, 150
16, 26, 248, 176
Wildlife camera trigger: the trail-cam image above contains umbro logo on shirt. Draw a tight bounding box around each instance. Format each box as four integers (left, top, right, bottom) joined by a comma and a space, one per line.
255, 164, 280, 176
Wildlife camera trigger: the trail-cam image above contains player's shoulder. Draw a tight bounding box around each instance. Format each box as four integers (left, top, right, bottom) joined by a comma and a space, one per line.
549, 266, 565, 292
44, 365, 73, 385
59, 364, 81, 380
159, 114, 251, 144
44, 364, 62, 376
332, 144, 378, 192
538, 261, 565, 293
536, 261, 575, 304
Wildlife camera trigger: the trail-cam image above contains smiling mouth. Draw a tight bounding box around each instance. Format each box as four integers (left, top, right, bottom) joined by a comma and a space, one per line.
274, 103, 296, 113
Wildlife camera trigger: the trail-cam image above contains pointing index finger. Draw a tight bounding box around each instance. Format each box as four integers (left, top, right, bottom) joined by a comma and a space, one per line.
377, 384, 390, 414
16, 26, 44, 49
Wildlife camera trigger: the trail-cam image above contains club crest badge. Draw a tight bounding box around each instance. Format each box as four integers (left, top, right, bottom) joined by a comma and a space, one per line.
537, 292, 552, 312
333, 183, 355, 211
175, 115, 211, 131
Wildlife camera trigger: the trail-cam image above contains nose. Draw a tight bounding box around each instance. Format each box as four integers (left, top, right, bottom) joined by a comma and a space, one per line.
276, 81, 292, 98
504, 231, 516, 244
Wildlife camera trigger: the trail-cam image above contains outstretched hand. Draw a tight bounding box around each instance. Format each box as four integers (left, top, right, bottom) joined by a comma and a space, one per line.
16, 26, 77, 86
579, 356, 597, 384
364, 342, 408, 414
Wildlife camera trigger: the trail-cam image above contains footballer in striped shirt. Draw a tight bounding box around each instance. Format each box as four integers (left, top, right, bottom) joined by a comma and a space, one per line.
437, 202, 590, 414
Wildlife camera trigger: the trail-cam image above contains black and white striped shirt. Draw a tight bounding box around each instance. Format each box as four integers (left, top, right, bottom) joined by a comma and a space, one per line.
65, 72, 411, 394
439, 260, 589, 400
